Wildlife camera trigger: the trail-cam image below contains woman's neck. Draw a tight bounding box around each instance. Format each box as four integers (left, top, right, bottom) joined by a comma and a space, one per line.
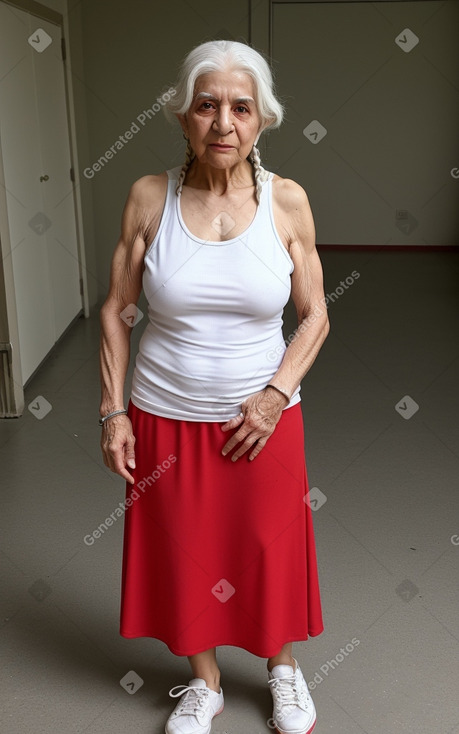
184, 158, 254, 196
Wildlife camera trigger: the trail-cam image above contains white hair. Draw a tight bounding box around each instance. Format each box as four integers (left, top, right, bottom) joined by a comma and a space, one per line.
164, 40, 285, 203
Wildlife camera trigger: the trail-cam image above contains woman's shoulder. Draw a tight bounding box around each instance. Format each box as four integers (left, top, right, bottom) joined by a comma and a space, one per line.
128, 171, 169, 202
121, 172, 171, 244
271, 173, 311, 214
122, 172, 171, 226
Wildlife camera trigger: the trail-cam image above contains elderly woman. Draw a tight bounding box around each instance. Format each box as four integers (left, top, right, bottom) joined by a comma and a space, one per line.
99, 40, 329, 734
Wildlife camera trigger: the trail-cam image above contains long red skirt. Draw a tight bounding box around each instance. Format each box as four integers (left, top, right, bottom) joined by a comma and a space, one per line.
120, 399, 324, 657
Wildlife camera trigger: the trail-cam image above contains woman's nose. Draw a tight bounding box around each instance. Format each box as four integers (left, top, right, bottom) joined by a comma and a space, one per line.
213, 109, 233, 136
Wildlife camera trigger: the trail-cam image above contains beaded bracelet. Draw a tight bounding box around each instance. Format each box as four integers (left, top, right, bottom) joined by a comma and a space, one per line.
99, 409, 127, 426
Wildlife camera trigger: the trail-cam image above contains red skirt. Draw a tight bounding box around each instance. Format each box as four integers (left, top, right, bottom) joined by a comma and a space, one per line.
120, 399, 324, 657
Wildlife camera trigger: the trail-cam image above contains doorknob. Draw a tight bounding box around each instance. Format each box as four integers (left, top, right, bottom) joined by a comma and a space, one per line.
40, 174, 49, 182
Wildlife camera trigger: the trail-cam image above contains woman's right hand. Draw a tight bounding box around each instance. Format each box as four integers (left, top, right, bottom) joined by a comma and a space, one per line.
100, 414, 136, 484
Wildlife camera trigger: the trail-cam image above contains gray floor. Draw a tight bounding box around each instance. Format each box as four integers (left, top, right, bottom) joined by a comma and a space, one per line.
1, 248, 459, 734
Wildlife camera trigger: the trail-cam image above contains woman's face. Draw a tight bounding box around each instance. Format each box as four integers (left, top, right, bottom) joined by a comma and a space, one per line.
179, 70, 262, 169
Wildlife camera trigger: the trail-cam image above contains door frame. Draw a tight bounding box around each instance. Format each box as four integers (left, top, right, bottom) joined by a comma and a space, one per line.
0, 0, 89, 317
250, 0, 445, 56
0, 0, 89, 416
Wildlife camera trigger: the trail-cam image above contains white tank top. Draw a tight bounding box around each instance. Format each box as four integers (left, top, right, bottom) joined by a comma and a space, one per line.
130, 165, 301, 421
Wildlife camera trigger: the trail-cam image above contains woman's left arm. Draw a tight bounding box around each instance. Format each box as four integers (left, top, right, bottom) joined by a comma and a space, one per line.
221, 178, 330, 461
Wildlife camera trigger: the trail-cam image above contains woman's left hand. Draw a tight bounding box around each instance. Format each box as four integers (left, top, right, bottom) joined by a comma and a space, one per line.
220, 387, 288, 462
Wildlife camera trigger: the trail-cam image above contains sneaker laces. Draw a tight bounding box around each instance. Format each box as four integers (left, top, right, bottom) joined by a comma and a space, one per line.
268, 673, 310, 712
168, 684, 210, 717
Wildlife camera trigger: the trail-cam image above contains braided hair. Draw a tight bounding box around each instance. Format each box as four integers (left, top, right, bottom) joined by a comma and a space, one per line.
249, 143, 270, 204
175, 137, 196, 197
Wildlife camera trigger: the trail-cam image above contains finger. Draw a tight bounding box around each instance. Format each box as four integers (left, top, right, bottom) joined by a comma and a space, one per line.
108, 443, 136, 484
104, 451, 135, 484
113, 456, 136, 484
248, 436, 268, 461
125, 435, 136, 470
221, 426, 251, 456
120, 468, 136, 484
229, 434, 261, 462
221, 411, 245, 432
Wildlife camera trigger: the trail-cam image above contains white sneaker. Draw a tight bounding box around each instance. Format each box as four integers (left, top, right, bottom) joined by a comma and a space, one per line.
165, 677, 224, 734
267, 658, 316, 734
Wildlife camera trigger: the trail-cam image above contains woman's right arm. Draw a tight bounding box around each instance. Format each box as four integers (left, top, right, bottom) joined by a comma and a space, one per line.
99, 174, 167, 483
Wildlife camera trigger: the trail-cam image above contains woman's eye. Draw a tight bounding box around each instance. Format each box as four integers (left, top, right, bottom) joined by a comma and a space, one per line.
235, 106, 248, 114
200, 102, 214, 110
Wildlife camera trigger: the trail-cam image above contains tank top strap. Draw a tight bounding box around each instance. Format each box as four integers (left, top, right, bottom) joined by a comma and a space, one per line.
145, 168, 180, 256
167, 165, 183, 182
259, 170, 274, 211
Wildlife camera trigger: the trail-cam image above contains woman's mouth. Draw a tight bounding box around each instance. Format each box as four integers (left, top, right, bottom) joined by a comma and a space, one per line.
209, 144, 234, 151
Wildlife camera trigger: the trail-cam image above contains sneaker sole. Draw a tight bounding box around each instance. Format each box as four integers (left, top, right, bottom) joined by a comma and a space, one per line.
274, 716, 316, 734
165, 703, 224, 734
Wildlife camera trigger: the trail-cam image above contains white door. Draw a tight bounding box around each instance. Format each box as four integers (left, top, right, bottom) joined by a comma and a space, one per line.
0, 2, 82, 384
